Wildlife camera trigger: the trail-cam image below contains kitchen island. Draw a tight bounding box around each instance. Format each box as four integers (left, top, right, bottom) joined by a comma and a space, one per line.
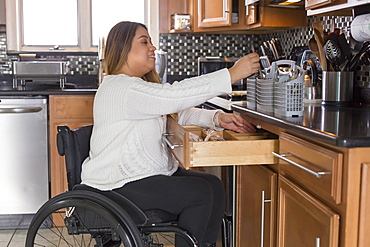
231, 102, 370, 247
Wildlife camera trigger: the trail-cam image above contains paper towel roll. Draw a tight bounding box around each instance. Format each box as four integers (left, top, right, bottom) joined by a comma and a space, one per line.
351, 14, 370, 42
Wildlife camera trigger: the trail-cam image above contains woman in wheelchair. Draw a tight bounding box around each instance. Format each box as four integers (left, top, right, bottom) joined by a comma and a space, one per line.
26, 21, 260, 247
81, 22, 258, 247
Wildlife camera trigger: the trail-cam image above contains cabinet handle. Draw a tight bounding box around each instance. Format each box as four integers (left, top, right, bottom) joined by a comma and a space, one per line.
316, 237, 320, 247
272, 152, 331, 178
261, 190, 271, 247
163, 133, 183, 149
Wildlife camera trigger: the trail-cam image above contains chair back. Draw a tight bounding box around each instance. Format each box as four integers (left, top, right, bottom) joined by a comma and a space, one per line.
57, 125, 93, 191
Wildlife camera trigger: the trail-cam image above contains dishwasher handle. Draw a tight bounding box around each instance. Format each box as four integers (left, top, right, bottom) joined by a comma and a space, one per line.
0, 107, 43, 114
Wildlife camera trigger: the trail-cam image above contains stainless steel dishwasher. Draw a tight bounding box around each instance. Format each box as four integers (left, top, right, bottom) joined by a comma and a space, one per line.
0, 96, 48, 228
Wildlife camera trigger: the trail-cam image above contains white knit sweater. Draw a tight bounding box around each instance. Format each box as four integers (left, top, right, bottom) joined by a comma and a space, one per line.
81, 68, 232, 190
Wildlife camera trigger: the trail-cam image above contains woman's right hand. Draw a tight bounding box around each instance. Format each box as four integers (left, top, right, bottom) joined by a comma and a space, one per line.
228, 53, 260, 83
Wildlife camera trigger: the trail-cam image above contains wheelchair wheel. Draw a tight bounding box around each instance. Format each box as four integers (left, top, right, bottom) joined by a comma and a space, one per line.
25, 191, 143, 247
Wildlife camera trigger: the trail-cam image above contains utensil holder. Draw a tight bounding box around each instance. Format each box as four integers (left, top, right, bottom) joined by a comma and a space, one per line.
322, 71, 354, 106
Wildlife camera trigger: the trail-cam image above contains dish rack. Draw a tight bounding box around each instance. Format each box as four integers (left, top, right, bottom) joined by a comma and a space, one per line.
274, 75, 304, 116
255, 60, 305, 117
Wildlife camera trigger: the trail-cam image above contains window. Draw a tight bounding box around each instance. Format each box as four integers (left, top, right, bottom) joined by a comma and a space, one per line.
6, 0, 158, 52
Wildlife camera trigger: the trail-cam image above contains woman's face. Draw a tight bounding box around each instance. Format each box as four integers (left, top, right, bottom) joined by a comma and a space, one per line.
120, 26, 156, 77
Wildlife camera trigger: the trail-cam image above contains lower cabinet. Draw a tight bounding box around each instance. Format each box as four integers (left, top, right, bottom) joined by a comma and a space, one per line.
49, 95, 94, 198
278, 176, 340, 247
235, 165, 277, 247
358, 163, 370, 247
235, 130, 344, 247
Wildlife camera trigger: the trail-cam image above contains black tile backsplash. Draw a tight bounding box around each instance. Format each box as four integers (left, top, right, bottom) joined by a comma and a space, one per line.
1, 15, 369, 86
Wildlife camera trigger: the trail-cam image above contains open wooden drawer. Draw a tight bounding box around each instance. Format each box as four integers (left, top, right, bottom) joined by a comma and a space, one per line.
164, 116, 279, 169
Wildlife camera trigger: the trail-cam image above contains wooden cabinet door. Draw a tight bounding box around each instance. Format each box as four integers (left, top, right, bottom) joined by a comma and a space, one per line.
49, 95, 94, 198
236, 165, 277, 247
197, 0, 232, 28
358, 163, 370, 247
278, 176, 340, 247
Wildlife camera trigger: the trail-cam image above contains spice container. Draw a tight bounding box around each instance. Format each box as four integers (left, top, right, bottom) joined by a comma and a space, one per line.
170, 14, 191, 32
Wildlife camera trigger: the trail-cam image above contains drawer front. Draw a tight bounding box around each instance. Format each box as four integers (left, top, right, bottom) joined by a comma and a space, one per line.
165, 116, 278, 168
50, 95, 94, 119
277, 132, 343, 204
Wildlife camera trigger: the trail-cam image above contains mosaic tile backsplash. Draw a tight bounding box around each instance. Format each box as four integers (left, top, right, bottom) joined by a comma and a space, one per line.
0, 15, 369, 84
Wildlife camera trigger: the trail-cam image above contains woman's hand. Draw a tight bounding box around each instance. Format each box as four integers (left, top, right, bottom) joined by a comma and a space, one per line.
218, 113, 255, 133
228, 53, 260, 83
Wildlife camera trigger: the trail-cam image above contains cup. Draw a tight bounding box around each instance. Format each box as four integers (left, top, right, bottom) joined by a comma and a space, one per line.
322, 71, 354, 106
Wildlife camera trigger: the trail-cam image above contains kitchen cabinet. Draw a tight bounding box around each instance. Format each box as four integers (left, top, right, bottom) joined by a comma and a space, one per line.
49, 95, 94, 198
165, 115, 278, 168
278, 176, 340, 246
197, 0, 232, 28
243, 1, 306, 31
306, 0, 370, 15
235, 165, 277, 247
0, 0, 5, 25
159, 0, 306, 33
358, 163, 370, 247
238, 110, 370, 247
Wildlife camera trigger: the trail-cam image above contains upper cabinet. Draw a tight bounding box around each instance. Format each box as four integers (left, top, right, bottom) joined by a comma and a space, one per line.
306, 0, 370, 15
159, 0, 307, 34
197, 0, 232, 28
0, 0, 5, 25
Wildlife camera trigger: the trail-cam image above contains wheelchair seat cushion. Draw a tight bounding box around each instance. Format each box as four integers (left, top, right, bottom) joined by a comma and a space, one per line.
73, 184, 178, 225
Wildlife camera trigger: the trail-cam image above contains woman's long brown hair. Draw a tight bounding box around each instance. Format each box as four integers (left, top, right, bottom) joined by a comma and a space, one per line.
104, 21, 161, 84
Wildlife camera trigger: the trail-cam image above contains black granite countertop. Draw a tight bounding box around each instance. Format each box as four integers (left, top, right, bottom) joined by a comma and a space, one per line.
231, 102, 370, 148
0, 89, 97, 96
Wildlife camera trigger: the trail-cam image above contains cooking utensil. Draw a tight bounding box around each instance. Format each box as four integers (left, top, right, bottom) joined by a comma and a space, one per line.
347, 41, 370, 71
337, 33, 352, 71
270, 39, 279, 60
267, 40, 278, 60
260, 56, 271, 69
273, 38, 284, 59
260, 45, 266, 56
308, 37, 321, 61
312, 21, 327, 71
324, 34, 342, 71
263, 41, 274, 61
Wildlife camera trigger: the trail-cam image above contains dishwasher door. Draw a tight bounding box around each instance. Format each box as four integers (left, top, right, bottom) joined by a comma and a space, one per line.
0, 96, 49, 214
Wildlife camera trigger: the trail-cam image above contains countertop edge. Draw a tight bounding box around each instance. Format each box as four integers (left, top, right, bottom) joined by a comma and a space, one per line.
231, 104, 369, 148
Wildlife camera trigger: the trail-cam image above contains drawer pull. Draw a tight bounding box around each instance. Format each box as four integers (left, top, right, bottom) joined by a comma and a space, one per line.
272, 152, 331, 178
163, 133, 183, 149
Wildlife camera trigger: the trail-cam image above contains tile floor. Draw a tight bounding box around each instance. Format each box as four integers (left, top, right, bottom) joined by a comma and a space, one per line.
0, 228, 27, 247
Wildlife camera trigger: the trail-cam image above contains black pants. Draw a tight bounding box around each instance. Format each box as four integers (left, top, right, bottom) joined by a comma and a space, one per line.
113, 167, 225, 247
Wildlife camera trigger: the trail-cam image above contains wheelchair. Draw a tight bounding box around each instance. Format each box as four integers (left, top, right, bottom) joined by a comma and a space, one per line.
25, 125, 200, 247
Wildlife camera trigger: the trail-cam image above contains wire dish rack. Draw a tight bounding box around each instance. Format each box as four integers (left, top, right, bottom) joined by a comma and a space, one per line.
254, 60, 305, 117
273, 73, 304, 116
